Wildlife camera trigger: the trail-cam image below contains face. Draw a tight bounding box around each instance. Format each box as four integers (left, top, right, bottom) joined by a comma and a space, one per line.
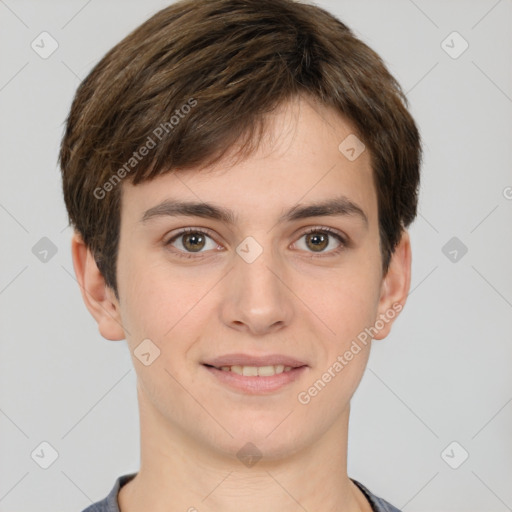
79, 95, 409, 462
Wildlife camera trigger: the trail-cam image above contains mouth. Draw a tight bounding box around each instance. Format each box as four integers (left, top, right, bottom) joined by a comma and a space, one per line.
202, 353, 308, 369
203, 363, 299, 376
201, 354, 309, 394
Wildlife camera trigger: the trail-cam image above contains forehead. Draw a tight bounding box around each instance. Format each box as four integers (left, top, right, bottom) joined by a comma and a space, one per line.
121, 96, 377, 227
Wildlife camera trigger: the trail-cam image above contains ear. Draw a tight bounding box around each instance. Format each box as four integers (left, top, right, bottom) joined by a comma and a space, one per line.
373, 230, 412, 340
71, 231, 126, 341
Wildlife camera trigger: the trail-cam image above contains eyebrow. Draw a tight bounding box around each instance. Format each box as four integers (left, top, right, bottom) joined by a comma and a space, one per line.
141, 195, 368, 227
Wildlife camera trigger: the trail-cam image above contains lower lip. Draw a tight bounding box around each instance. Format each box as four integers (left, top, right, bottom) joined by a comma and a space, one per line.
203, 365, 308, 394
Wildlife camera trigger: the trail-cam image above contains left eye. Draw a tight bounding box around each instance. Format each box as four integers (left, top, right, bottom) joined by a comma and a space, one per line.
294, 228, 345, 254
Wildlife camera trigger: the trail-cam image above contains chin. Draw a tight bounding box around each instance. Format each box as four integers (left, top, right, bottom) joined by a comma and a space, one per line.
206, 420, 312, 463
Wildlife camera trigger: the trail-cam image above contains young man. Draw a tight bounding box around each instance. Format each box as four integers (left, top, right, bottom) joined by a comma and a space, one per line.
60, 0, 421, 510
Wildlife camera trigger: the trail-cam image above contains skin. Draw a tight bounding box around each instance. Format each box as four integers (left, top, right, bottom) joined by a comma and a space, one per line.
72, 94, 411, 512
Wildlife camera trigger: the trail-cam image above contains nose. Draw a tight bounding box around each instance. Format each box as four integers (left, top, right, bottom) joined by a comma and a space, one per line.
219, 243, 294, 336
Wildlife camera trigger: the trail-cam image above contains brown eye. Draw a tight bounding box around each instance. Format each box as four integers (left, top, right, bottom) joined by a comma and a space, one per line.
182, 232, 206, 252
166, 228, 218, 257
295, 228, 346, 256
305, 232, 329, 252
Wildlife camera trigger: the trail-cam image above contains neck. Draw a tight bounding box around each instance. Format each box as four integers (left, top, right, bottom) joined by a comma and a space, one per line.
118, 384, 370, 512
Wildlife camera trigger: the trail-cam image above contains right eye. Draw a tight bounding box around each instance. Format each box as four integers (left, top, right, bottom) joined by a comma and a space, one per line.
165, 228, 221, 258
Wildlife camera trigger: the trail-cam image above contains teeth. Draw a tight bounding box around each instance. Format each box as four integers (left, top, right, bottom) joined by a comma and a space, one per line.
257, 365, 279, 376
219, 364, 294, 376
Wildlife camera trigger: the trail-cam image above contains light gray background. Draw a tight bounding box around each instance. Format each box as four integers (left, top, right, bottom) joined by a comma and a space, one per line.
1, 0, 511, 510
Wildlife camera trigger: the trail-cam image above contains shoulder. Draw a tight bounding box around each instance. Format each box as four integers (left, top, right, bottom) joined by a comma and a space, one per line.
80, 473, 137, 512
351, 479, 402, 512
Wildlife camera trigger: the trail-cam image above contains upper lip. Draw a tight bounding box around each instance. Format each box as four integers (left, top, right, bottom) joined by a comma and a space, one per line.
203, 353, 308, 368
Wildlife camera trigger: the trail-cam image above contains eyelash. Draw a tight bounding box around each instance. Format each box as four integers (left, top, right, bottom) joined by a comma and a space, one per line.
165, 226, 348, 260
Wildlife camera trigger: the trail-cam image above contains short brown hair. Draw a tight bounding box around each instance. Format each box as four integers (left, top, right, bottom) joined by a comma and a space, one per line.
60, 0, 421, 297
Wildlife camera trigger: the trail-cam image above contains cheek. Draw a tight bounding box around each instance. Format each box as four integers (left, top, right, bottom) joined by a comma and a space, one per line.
118, 261, 220, 399
298, 281, 377, 413
320, 265, 381, 339
118, 247, 206, 337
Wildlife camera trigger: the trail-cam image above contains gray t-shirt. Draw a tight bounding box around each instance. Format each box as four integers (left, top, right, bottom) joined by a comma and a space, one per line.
81, 473, 402, 512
